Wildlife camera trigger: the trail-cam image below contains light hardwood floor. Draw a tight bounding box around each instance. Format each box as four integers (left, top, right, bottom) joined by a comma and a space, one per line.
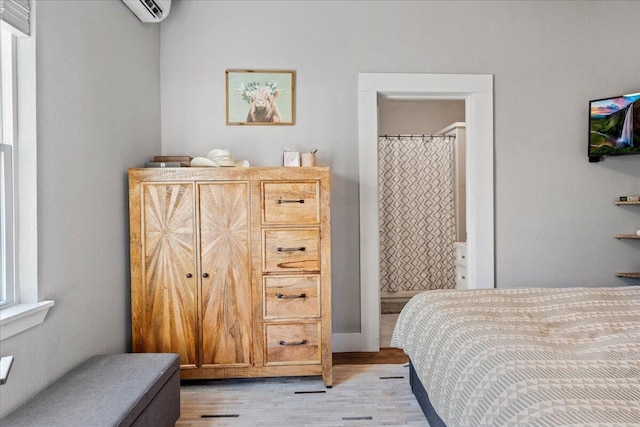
332, 348, 408, 365
380, 312, 401, 347
177, 363, 425, 426
176, 313, 414, 425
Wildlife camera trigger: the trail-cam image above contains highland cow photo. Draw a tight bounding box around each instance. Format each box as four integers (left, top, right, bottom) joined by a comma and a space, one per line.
226, 70, 295, 125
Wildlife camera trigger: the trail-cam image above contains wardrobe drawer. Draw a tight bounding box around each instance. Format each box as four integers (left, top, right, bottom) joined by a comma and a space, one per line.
263, 228, 320, 273
262, 181, 320, 225
264, 276, 320, 319
264, 323, 321, 365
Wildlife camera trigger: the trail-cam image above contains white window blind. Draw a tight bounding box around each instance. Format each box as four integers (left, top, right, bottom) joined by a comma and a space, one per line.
0, 0, 30, 37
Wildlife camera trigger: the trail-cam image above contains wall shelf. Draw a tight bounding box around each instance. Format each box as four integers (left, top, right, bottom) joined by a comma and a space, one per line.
614, 200, 639, 280
614, 273, 640, 279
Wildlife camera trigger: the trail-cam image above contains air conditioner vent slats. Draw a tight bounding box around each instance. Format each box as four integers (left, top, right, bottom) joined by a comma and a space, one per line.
141, 0, 163, 19
122, 0, 171, 23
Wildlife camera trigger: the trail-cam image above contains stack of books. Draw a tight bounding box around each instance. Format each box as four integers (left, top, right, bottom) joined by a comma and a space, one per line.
145, 156, 192, 168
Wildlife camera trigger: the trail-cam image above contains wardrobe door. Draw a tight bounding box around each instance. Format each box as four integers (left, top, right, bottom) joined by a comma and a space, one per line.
198, 182, 252, 367
138, 182, 198, 369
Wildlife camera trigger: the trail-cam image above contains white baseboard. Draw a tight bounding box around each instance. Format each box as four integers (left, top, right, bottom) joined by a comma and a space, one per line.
331, 333, 362, 353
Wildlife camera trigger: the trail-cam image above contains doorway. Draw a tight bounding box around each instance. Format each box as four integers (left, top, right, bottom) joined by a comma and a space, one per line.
377, 100, 465, 347
358, 73, 495, 352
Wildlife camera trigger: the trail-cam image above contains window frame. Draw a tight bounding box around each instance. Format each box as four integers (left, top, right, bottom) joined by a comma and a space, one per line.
1, 27, 17, 309
0, 7, 54, 341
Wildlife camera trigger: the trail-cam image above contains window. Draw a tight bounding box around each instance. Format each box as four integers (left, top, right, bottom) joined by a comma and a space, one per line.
0, 1, 54, 340
1, 27, 16, 308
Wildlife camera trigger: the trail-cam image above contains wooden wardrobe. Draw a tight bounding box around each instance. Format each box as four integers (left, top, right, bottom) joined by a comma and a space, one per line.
128, 167, 332, 386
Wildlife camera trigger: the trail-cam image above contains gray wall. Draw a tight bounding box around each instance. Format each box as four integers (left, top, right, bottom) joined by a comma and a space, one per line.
378, 100, 465, 135
0, 1, 160, 416
160, 0, 640, 335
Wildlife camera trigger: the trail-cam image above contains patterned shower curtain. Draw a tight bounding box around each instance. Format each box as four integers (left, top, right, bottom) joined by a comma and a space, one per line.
378, 135, 456, 292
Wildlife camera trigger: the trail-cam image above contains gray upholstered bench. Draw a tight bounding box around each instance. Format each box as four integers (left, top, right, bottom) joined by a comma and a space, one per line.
1, 353, 180, 427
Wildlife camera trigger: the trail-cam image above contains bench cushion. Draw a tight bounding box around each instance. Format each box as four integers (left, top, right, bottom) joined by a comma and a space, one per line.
2, 353, 180, 427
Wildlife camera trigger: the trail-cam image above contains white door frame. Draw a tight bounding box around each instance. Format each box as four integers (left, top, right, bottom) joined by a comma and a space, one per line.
358, 73, 495, 352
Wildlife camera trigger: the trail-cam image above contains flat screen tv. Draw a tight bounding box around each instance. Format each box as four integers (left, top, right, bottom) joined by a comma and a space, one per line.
589, 92, 640, 162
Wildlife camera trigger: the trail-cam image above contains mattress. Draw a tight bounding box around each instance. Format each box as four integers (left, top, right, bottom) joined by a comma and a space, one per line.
391, 287, 640, 426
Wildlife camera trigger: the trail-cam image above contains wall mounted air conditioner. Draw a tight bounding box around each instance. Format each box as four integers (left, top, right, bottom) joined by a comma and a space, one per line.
122, 0, 171, 23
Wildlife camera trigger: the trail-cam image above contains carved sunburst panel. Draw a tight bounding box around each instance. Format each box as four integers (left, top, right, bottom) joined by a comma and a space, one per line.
198, 182, 252, 366
142, 183, 198, 366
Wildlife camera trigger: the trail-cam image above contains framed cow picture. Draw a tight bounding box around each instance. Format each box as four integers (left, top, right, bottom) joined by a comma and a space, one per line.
226, 69, 296, 126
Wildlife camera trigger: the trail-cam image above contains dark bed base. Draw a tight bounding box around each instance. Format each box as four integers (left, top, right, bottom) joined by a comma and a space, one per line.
409, 361, 447, 427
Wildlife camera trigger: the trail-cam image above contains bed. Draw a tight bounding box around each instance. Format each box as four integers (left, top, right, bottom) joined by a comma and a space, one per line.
391, 287, 640, 426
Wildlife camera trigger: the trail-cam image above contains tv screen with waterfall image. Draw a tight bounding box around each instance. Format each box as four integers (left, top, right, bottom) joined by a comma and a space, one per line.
589, 93, 640, 161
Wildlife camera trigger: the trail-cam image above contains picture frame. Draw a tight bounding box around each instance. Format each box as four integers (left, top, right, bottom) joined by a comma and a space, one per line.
226, 69, 296, 126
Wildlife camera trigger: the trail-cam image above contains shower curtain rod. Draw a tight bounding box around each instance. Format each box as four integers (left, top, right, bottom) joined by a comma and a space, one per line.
378, 134, 456, 138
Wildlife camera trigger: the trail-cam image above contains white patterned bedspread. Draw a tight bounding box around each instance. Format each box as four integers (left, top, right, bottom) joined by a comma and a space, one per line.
391, 287, 640, 426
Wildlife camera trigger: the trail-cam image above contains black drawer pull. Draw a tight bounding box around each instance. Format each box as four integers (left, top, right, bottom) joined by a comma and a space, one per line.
277, 247, 306, 252
279, 339, 308, 346
277, 199, 305, 204
276, 293, 307, 299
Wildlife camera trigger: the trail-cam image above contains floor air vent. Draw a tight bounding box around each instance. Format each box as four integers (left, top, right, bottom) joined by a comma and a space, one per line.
201, 414, 240, 418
